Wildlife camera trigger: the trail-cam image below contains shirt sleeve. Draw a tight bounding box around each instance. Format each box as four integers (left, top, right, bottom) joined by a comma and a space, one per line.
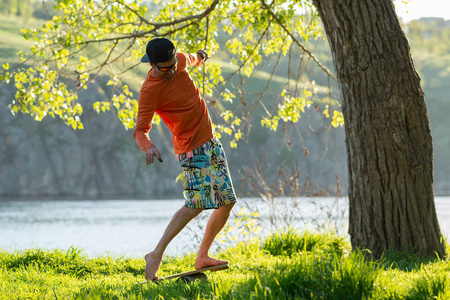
134, 89, 157, 153
183, 52, 204, 68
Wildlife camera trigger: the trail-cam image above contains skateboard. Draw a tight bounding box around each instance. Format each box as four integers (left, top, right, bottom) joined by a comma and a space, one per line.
139, 263, 229, 284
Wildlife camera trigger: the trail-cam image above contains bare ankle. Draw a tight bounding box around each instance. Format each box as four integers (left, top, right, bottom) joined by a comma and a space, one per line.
195, 252, 208, 260
145, 251, 162, 260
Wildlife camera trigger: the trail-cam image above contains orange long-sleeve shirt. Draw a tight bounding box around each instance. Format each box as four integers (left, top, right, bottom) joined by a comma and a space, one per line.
134, 52, 214, 155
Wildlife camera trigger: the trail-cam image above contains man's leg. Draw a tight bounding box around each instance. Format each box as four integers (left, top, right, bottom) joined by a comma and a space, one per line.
145, 206, 203, 280
194, 202, 235, 269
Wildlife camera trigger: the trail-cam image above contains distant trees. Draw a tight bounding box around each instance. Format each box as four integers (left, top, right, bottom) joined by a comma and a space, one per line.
0, 0, 33, 20
408, 18, 450, 55
0, 0, 60, 21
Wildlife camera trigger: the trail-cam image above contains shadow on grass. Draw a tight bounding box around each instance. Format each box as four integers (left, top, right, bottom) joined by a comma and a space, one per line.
378, 248, 446, 272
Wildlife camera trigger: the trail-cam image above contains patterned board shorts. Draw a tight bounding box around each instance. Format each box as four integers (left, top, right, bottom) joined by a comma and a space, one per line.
177, 137, 237, 209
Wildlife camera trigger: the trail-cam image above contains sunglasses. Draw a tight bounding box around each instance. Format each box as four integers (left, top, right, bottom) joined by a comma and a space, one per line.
155, 58, 178, 72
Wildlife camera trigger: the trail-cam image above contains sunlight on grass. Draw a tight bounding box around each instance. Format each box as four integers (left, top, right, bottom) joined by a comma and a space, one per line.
1, 229, 449, 299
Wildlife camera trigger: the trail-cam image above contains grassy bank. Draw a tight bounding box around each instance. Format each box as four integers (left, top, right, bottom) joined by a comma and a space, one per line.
1, 230, 449, 299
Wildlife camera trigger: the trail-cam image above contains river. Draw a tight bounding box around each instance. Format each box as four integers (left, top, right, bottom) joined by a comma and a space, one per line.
1, 197, 449, 258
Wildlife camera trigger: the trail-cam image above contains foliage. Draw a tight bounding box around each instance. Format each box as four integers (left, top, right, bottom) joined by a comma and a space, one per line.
262, 227, 346, 257
238, 159, 348, 234
0, 0, 342, 148
215, 206, 262, 246
1, 230, 450, 299
408, 18, 450, 56
0, 0, 33, 20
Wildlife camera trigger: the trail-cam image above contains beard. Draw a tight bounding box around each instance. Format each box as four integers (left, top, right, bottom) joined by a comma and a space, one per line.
163, 69, 176, 81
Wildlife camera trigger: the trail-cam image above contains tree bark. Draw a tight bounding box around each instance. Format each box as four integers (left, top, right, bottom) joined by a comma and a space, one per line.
312, 0, 446, 259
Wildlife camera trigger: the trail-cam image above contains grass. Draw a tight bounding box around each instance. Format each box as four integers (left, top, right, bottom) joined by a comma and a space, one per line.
1, 229, 450, 299
0, 14, 41, 64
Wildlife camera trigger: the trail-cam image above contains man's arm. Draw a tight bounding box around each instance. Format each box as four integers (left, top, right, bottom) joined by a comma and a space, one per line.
134, 91, 164, 165
184, 50, 210, 68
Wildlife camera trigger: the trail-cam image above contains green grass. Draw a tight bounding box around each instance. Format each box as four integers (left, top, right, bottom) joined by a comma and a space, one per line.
1, 229, 450, 299
0, 14, 41, 64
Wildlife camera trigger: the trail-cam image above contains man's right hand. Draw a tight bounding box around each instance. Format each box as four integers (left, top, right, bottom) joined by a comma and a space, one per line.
146, 146, 163, 165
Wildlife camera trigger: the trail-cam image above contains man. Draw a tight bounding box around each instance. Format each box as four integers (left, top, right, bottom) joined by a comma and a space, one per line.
134, 38, 236, 281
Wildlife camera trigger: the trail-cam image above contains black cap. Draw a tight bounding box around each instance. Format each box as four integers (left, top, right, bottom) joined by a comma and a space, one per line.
141, 38, 176, 63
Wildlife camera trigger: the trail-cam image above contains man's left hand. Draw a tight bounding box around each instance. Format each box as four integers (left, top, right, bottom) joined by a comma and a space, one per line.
197, 50, 209, 63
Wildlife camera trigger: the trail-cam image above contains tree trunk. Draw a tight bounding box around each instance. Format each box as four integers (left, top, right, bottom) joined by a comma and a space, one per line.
312, 0, 446, 259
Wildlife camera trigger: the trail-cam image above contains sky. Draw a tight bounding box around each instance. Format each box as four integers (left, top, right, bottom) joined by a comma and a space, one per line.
393, 0, 450, 22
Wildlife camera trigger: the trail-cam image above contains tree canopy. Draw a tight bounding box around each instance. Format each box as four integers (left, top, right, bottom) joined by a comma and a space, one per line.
1, 0, 343, 148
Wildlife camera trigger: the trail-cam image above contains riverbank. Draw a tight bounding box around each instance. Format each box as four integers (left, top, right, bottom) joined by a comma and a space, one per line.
1, 197, 450, 258
1, 229, 449, 299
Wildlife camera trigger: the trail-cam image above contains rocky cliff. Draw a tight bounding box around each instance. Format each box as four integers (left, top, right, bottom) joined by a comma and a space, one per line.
0, 81, 182, 199
0, 77, 350, 200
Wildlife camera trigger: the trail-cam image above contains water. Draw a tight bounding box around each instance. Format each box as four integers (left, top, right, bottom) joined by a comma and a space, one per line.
0, 199, 192, 258
0, 197, 449, 258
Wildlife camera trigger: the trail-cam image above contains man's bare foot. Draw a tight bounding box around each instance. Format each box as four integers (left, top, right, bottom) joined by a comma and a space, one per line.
194, 256, 228, 270
144, 252, 162, 281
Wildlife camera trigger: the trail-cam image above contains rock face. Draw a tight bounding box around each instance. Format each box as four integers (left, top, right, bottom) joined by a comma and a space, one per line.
0, 79, 350, 200
0, 82, 182, 199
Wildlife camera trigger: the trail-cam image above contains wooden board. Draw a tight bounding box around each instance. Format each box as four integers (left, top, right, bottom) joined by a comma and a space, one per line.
139, 263, 229, 284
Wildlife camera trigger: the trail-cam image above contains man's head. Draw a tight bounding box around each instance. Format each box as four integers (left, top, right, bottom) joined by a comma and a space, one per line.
142, 38, 177, 81
141, 38, 176, 64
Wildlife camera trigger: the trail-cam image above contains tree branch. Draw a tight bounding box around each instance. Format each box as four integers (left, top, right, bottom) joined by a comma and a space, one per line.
74, 0, 219, 46
260, 0, 337, 82
116, 0, 220, 30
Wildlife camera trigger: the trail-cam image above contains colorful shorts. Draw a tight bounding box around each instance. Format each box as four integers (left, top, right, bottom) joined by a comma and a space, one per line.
177, 137, 237, 209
